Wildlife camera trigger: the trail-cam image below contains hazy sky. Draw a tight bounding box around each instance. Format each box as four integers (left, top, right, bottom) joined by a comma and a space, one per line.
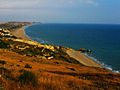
0, 0, 120, 24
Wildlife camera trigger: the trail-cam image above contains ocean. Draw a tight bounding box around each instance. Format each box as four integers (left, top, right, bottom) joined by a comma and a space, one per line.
25, 23, 120, 72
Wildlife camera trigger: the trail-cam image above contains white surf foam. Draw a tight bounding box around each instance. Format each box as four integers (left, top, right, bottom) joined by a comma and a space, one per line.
84, 53, 120, 73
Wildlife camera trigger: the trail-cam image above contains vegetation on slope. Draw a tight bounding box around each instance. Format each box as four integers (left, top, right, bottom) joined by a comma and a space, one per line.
0, 22, 120, 90
0, 50, 120, 90
0, 38, 80, 64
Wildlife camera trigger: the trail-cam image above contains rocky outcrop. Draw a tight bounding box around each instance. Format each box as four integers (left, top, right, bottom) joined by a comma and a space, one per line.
78, 48, 92, 53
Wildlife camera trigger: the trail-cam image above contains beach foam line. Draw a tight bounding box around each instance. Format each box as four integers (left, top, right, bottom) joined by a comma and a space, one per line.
84, 53, 120, 73
24, 23, 49, 44
66, 49, 102, 67
23, 23, 120, 73
24, 25, 55, 45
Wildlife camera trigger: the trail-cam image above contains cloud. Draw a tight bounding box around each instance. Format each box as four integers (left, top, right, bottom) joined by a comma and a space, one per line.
85, 0, 98, 6
0, 0, 98, 9
0, 0, 39, 8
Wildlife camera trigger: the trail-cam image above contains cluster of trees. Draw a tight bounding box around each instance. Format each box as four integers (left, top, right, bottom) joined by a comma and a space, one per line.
0, 40, 10, 48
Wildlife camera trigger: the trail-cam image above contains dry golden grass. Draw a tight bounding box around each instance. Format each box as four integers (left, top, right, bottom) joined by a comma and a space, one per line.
0, 49, 120, 90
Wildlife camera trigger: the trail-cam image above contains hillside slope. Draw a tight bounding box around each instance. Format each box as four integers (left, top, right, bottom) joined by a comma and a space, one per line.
0, 49, 120, 90
0, 22, 120, 90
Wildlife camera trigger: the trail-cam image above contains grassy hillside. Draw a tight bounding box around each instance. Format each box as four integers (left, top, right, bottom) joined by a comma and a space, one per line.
0, 49, 120, 90
0, 22, 120, 90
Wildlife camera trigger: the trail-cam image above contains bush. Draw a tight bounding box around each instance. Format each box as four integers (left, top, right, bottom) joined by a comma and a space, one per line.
0, 60, 6, 65
24, 64, 32, 69
18, 70, 38, 86
0, 83, 4, 90
0, 67, 13, 80
0, 40, 9, 48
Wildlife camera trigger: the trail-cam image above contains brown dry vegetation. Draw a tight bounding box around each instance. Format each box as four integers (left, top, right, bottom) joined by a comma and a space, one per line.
0, 22, 120, 90
0, 49, 120, 90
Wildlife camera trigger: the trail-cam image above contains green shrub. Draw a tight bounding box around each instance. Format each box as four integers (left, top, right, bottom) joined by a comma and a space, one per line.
24, 64, 32, 69
18, 70, 38, 86
0, 40, 9, 48
0, 60, 6, 65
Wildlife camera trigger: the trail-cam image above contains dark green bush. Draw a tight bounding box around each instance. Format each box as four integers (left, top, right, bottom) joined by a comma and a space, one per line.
0, 66, 6, 78
0, 60, 6, 65
0, 40, 9, 49
18, 70, 38, 86
24, 64, 32, 69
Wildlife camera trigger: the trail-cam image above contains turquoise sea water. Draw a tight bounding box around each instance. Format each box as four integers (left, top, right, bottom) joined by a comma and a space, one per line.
25, 23, 120, 72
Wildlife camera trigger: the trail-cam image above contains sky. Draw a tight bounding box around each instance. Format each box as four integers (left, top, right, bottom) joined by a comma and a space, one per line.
0, 0, 120, 24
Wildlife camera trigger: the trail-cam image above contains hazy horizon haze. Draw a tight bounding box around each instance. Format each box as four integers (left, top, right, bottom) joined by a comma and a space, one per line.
0, 0, 120, 24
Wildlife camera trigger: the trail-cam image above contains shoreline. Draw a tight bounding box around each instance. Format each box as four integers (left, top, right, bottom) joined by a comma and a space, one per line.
11, 25, 102, 68
10, 27, 31, 41
66, 49, 102, 67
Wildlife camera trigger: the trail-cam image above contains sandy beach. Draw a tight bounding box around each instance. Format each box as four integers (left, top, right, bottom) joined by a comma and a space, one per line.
67, 49, 101, 67
10, 27, 31, 40
10, 27, 102, 68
